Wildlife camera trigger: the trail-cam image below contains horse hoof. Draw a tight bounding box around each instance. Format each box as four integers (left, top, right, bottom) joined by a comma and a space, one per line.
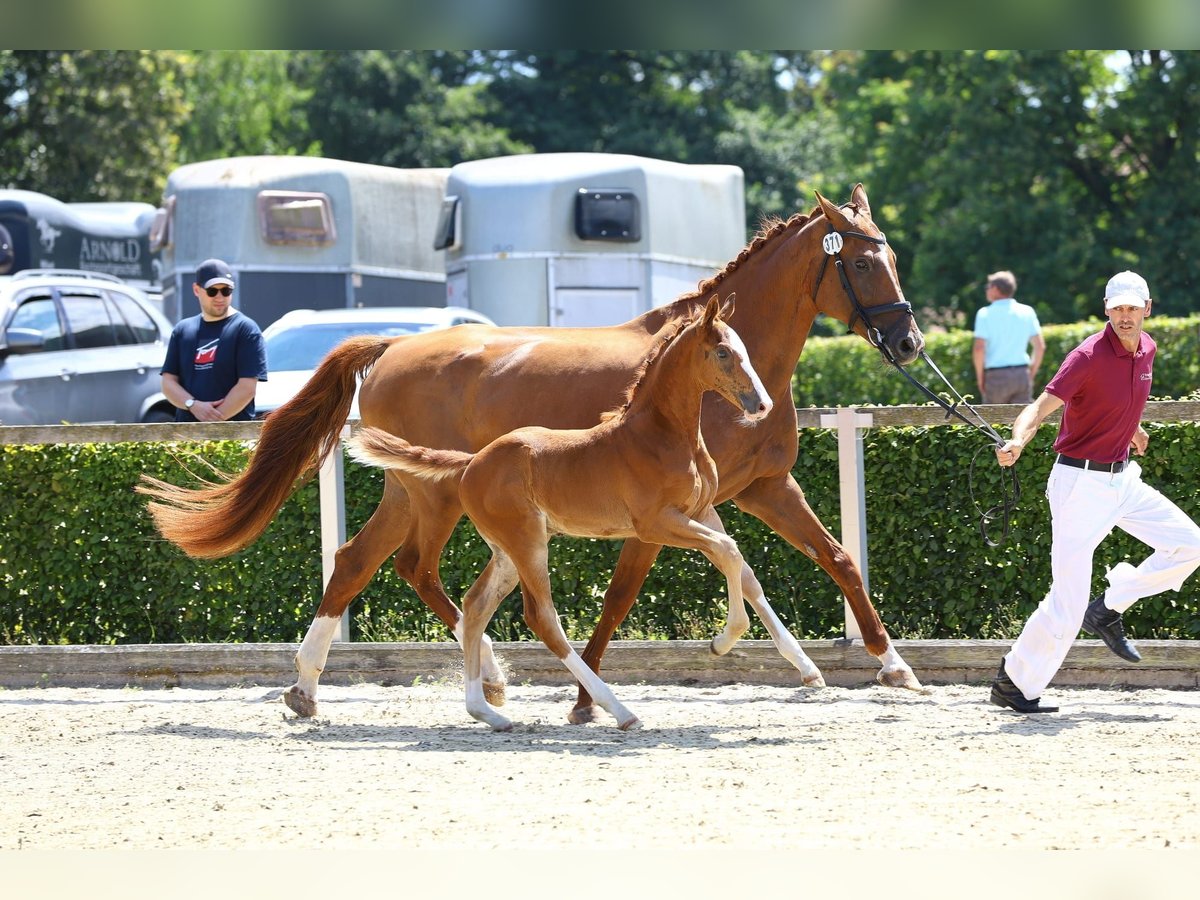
618, 716, 643, 732
567, 704, 601, 725
483, 680, 507, 707
802, 672, 827, 688
491, 721, 514, 733
709, 637, 731, 657
282, 686, 317, 718
876, 665, 924, 691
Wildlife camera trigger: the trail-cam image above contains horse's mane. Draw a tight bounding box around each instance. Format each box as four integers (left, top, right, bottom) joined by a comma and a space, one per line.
689, 204, 822, 301
599, 314, 695, 424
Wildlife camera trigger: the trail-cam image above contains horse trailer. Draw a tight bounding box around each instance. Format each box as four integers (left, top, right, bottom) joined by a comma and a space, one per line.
155, 156, 449, 326
0, 189, 160, 296
434, 153, 746, 327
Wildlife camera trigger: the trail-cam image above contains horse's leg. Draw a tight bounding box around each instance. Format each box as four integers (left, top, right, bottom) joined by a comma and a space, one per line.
516, 543, 641, 731
733, 473, 922, 690
461, 548, 520, 731
569, 538, 663, 725
284, 480, 413, 718
392, 480, 508, 706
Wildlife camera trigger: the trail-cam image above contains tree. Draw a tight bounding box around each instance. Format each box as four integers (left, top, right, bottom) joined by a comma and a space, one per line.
825, 50, 1200, 324
175, 51, 318, 166
0, 50, 187, 203
290, 51, 529, 168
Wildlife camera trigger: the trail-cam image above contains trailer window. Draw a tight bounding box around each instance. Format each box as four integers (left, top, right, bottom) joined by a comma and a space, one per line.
149, 195, 175, 252
433, 195, 460, 250
574, 189, 640, 242
258, 191, 336, 246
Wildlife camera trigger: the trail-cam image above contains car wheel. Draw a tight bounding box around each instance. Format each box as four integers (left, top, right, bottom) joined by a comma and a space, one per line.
141, 407, 175, 424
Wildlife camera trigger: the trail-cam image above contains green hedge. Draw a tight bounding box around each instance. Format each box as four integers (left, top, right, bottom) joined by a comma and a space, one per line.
4, 422, 1198, 645
794, 315, 1200, 407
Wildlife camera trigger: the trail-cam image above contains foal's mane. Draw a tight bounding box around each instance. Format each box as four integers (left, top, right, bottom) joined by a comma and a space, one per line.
599, 314, 696, 424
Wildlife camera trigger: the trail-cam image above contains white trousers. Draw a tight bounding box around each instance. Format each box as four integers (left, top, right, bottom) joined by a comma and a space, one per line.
1005, 460, 1200, 700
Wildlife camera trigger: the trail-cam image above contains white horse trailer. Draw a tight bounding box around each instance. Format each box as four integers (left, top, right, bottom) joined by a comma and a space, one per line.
434, 153, 745, 327
155, 156, 448, 326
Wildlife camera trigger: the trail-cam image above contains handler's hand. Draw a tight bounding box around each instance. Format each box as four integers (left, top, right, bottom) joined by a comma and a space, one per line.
996, 440, 1022, 468
1130, 425, 1149, 456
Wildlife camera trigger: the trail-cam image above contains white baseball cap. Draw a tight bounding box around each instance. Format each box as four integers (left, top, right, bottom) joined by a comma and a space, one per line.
1104, 270, 1149, 309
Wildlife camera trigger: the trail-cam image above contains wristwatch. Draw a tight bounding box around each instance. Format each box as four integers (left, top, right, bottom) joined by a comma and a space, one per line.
185, 398, 195, 410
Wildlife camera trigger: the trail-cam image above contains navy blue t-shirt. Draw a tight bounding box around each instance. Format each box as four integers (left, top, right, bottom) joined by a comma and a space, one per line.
162, 311, 268, 421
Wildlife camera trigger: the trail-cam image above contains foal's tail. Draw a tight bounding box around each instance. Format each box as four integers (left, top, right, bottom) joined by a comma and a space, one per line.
136, 335, 392, 559
344, 427, 472, 483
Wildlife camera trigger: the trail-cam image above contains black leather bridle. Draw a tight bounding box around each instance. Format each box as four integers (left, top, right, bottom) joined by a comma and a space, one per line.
814, 221, 1021, 547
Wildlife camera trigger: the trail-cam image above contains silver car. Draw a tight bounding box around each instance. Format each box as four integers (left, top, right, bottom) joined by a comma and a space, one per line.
257, 306, 496, 417
0, 269, 175, 424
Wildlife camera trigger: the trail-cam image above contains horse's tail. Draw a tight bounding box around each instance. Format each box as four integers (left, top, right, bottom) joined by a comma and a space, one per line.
136, 335, 392, 559
344, 426, 472, 483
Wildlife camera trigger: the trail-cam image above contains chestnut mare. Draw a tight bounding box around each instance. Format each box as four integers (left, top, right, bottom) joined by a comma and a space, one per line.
139, 184, 926, 722
347, 295, 817, 729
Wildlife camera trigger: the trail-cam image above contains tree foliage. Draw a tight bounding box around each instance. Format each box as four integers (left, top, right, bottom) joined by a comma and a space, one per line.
0, 50, 187, 203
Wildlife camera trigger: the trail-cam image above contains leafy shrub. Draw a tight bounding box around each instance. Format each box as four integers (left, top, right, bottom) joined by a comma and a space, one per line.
3, 419, 1198, 645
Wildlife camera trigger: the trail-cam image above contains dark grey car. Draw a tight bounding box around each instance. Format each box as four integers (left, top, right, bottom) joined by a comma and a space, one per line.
0, 269, 175, 424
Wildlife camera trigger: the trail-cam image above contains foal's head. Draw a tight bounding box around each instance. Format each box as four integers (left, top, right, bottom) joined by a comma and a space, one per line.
691, 293, 772, 422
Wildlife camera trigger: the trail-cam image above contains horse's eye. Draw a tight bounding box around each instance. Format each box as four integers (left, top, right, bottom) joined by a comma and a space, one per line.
855, 258, 870, 272
716, 347, 730, 360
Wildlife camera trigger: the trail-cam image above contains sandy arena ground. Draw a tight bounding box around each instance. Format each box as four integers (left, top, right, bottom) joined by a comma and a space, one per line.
3, 677, 1199, 855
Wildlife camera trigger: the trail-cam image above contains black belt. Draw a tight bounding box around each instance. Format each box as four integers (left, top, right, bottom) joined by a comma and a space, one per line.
985, 364, 1028, 371
1056, 454, 1126, 473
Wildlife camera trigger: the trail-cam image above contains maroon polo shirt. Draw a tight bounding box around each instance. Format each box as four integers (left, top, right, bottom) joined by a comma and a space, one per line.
1045, 323, 1155, 463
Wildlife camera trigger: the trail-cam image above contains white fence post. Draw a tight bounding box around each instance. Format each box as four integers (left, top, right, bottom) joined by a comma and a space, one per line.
818, 407, 873, 640
318, 424, 351, 642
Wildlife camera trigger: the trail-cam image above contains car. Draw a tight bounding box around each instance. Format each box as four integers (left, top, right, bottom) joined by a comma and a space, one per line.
0, 269, 176, 425
256, 306, 497, 417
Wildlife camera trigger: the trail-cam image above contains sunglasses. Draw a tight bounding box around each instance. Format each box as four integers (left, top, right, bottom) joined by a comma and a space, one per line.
205, 286, 233, 297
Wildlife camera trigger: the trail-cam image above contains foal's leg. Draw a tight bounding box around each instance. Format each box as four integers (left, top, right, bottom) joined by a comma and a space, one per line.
460, 549, 521, 731
285, 480, 412, 718
691, 511, 820, 686
515, 544, 641, 731
391, 478, 507, 705
726, 543, 825, 686
733, 473, 922, 690
570, 538, 663, 725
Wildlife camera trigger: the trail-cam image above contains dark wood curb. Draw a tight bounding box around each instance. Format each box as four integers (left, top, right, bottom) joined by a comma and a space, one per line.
1, 639, 1197, 690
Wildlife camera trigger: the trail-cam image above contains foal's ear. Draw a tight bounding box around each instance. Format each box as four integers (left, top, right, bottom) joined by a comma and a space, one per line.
815, 189, 852, 231
703, 293, 722, 327
719, 292, 736, 321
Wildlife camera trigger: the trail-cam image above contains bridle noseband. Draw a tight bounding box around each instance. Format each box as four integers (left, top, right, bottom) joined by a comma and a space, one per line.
814, 219, 1021, 547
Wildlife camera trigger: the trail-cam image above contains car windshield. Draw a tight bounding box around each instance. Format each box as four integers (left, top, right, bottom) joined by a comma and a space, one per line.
265, 321, 433, 370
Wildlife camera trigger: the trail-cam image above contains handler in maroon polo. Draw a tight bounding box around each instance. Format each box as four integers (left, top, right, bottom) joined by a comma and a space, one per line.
988, 270, 1200, 713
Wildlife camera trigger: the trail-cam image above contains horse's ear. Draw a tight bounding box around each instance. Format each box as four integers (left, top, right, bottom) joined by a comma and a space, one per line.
719, 292, 736, 321
815, 189, 852, 231
850, 183, 870, 216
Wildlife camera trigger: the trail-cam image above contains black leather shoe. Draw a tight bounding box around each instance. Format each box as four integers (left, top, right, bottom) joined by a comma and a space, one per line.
1083, 595, 1142, 662
989, 660, 1058, 713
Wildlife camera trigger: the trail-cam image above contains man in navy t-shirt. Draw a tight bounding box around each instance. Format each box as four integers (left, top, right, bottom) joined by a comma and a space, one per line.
161, 258, 268, 422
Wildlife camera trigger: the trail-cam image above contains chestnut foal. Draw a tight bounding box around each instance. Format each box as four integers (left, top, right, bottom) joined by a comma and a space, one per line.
347, 295, 825, 730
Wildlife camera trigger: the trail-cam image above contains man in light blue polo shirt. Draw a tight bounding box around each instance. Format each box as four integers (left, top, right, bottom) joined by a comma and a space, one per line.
973, 270, 1045, 404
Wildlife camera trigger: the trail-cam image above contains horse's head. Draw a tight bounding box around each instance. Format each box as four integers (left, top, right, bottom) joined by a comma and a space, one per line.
696, 293, 772, 421
812, 185, 924, 366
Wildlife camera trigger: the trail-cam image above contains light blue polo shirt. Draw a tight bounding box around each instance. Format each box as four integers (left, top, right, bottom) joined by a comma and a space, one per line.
973, 298, 1041, 369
